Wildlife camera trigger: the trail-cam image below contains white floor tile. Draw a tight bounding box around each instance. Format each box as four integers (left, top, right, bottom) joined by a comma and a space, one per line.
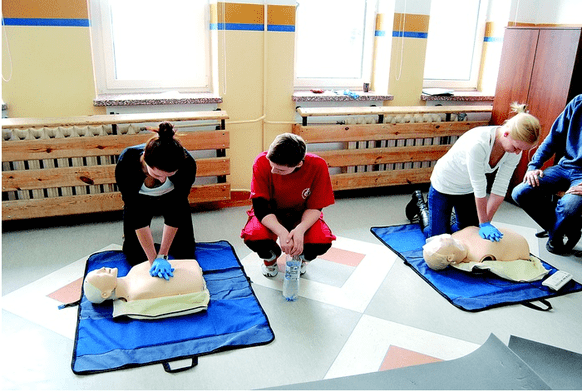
2, 244, 121, 340
325, 314, 480, 379
241, 236, 397, 312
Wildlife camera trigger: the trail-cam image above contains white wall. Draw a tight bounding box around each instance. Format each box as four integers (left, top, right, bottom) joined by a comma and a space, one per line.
512, 0, 582, 25
393, 0, 431, 14
537, 0, 582, 24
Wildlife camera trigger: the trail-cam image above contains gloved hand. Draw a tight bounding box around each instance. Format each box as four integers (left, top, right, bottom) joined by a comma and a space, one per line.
149, 257, 174, 280
479, 222, 503, 242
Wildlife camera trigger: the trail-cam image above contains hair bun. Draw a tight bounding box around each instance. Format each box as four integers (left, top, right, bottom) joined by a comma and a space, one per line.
510, 102, 528, 114
157, 122, 176, 140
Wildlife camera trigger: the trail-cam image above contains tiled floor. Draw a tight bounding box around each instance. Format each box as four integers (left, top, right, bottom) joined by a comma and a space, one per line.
3, 189, 582, 390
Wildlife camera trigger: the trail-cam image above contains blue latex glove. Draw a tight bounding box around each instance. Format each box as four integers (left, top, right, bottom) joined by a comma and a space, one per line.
342, 89, 360, 100
479, 222, 503, 242
149, 257, 174, 280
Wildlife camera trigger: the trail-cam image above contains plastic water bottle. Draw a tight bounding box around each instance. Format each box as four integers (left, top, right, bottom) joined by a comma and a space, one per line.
283, 255, 301, 301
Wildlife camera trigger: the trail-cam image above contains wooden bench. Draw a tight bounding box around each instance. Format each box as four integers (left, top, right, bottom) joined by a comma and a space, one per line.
2, 111, 230, 221
293, 105, 492, 191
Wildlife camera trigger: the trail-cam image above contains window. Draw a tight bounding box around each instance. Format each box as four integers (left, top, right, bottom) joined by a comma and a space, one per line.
423, 0, 488, 89
90, 0, 211, 94
294, 0, 376, 89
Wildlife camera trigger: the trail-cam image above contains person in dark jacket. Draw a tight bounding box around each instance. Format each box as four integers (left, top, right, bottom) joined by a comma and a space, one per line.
115, 122, 196, 279
512, 94, 582, 255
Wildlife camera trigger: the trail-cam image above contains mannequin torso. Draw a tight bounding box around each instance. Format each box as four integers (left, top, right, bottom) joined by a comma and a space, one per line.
115, 260, 205, 302
451, 226, 530, 263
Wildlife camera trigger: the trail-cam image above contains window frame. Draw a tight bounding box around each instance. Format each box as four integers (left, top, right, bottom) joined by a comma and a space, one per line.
89, 0, 213, 94
423, 0, 488, 90
293, 0, 377, 90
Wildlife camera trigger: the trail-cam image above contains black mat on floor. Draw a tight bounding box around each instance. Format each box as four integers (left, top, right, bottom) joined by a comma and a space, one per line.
508, 335, 582, 390
268, 334, 550, 390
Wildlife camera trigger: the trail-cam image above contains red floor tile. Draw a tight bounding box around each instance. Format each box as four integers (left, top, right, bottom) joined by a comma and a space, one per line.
47, 278, 83, 304
319, 247, 366, 267
379, 345, 443, 371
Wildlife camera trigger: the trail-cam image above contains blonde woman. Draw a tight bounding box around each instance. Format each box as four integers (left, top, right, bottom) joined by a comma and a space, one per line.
409, 103, 540, 241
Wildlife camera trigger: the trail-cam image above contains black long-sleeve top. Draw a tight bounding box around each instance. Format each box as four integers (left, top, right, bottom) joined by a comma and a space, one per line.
115, 144, 196, 229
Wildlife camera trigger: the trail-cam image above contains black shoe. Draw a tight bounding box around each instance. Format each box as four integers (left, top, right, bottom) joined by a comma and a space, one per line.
407, 190, 429, 230
405, 193, 421, 222
417, 200, 429, 232
546, 237, 567, 255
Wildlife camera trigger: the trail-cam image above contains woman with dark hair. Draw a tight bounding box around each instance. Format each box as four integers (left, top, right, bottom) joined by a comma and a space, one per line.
115, 122, 197, 280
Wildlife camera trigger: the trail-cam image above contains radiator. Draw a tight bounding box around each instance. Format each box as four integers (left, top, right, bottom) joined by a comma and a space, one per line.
343, 112, 462, 174
2, 124, 140, 202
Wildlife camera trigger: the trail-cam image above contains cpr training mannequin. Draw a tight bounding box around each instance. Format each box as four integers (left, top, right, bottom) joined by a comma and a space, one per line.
83, 259, 210, 319
422, 226, 549, 282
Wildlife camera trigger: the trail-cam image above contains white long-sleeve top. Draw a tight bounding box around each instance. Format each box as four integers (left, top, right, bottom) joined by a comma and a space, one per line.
430, 126, 520, 198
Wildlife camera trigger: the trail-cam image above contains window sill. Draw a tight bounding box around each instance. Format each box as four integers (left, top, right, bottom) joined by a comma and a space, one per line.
421, 91, 494, 102
93, 92, 223, 107
293, 90, 393, 103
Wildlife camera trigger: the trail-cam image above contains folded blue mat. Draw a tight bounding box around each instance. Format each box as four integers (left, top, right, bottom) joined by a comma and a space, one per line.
371, 224, 582, 312
72, 241, 274, 375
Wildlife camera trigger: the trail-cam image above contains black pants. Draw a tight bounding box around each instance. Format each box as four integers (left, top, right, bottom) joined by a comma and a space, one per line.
244, 239, 331, 262
122, 195, 195, 266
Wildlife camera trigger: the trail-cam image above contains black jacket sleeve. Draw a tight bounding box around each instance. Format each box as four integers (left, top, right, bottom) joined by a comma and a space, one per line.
115, 146, 197, 230
252, 197, 273, 222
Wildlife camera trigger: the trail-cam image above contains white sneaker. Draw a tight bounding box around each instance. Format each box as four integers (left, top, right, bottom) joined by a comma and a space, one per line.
300, 261, 308, 275
299, 255, 311, 275
261, 262, 278, 277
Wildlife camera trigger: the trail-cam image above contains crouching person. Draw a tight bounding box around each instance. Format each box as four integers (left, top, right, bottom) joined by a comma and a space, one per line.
241, 133, 336, 277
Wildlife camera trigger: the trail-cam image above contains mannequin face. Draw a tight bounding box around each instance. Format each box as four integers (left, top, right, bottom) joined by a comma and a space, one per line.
86, 267, 118, 297
436, 237, 467, 262
424, 234, 468, 266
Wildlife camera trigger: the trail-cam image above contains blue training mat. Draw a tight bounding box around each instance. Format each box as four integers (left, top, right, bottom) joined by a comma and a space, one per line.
72, 241, 274, 375
371, 224, 582, 312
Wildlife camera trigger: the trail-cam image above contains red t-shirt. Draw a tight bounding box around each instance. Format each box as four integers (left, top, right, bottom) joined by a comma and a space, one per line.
250, 152, 335, 217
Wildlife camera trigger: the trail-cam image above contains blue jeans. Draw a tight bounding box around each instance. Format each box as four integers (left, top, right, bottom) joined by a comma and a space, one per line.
512, 165, 582, 243
425, 185, 479, 238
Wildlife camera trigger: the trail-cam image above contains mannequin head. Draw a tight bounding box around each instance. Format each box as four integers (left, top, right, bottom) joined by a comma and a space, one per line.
423, 234, 468, 270
83, 267, 119, 303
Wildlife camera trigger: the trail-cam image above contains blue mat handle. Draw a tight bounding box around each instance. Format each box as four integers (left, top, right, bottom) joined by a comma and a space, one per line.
163, 357, 198, 373
521, 299, 553, 312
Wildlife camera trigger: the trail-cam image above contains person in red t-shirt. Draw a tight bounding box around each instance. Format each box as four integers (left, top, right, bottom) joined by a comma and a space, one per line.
241, 133, 336, 277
